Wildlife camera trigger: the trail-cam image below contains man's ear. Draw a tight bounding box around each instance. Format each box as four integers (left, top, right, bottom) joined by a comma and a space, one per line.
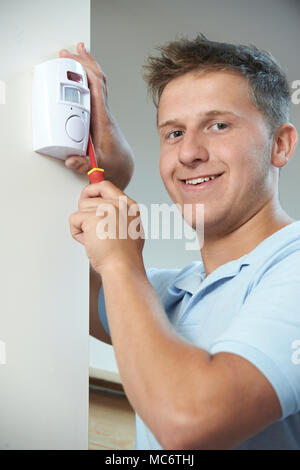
271, 123, 298, 168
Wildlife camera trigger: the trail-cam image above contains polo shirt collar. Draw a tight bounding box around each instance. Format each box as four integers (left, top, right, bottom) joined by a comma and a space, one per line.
171, 221, 300, 296
172, 255, 250, 295
172, 262, 206, 295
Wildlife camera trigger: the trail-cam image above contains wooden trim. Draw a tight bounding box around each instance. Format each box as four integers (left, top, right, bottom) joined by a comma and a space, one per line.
89, 376, 124, 393
89, 367, 124, 393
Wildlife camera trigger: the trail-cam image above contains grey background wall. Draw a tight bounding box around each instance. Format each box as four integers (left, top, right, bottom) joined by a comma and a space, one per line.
90, 0, 300, 373
0, 0, 90, 450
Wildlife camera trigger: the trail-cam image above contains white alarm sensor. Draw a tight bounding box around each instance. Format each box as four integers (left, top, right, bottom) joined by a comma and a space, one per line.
32, 58, 90, 160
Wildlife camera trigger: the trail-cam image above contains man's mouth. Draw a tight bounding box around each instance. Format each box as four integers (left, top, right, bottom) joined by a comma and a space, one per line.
179, 172, 224, 190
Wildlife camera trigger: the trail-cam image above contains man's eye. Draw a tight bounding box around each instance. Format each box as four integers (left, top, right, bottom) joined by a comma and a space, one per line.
211, 122, 229, 131
168, 130, 184, 139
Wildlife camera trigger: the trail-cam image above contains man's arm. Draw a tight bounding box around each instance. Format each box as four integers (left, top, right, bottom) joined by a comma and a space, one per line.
89, 264, 111, 345
60, 43, 135, 190
62, 43, 134, 343
99, 262, 282, 450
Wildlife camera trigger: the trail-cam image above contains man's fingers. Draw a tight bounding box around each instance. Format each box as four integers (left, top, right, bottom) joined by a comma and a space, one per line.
65, 156, 81, 169
80, 180, 128, 201
59, 44, 108, 115
59, 46, 88, 65
59, 48, 76, 60
78, 197, 103, 211
78, 197, 121, 212
75, 42, 106, 77
70, 199, 119, 242
59, 44, 104, 80
76, 42, 95, 63
59, 47, 90, 70
65, 156, 91, 172
80, 181, 137, 207
69, 211, 87, 244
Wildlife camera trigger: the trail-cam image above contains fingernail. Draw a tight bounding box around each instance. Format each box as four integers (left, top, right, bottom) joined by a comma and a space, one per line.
81, 42, 89, 53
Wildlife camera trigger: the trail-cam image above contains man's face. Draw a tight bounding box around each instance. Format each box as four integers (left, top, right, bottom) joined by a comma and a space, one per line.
158, 70, 275, 237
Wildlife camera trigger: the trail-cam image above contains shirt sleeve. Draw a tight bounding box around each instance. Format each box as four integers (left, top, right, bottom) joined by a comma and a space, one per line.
98, 267, 169, 338
209, 252, 300, 420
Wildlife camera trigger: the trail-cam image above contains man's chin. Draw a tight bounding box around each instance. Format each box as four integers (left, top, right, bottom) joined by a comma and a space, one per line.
188, 213, 229, 236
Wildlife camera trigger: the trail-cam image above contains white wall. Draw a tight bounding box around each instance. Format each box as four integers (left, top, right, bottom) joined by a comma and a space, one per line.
0, 0, 90, 450
90, 0, 300, 374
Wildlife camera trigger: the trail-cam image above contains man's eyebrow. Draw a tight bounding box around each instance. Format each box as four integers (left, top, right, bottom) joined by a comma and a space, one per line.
157, 110, 239, 130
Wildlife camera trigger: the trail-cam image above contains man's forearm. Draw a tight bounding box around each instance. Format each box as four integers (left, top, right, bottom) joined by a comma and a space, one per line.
99, 260, 212, 445
101, 149, 134, 190
94, 121, 135, 191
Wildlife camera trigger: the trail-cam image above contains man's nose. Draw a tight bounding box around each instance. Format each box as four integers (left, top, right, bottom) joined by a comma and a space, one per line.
178, 131, 209, 166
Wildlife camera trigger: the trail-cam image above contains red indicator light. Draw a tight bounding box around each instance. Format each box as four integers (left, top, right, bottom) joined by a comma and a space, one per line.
67, 71, 83, 83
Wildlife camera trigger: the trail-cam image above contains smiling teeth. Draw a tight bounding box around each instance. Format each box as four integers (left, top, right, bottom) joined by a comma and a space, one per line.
185, 175, 217, 185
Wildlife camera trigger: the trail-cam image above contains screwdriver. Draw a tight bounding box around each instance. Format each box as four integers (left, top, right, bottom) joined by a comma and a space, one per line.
87, 134, 105, 183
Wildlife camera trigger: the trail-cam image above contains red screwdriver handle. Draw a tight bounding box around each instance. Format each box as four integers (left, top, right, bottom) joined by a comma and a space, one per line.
88, 167, 105, 183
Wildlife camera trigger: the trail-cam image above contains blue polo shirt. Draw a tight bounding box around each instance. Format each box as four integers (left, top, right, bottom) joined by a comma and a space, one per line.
98, 221, 300, 450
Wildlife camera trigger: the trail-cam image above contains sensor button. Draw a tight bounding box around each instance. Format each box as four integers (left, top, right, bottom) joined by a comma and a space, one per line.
65, 115, 85, 142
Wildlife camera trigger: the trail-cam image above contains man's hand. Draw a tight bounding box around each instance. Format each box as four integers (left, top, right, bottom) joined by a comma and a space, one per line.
69, 180, 145, 274
59, 42, 134, 189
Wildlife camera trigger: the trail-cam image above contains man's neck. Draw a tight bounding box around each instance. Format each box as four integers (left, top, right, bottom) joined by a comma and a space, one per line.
200, 199, 294, 276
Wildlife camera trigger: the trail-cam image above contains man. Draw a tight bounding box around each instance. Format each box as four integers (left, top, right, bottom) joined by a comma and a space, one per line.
62, 35, 300, 449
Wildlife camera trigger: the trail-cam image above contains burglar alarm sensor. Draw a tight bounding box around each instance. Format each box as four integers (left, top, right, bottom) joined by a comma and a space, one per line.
32, 58, 90, 160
